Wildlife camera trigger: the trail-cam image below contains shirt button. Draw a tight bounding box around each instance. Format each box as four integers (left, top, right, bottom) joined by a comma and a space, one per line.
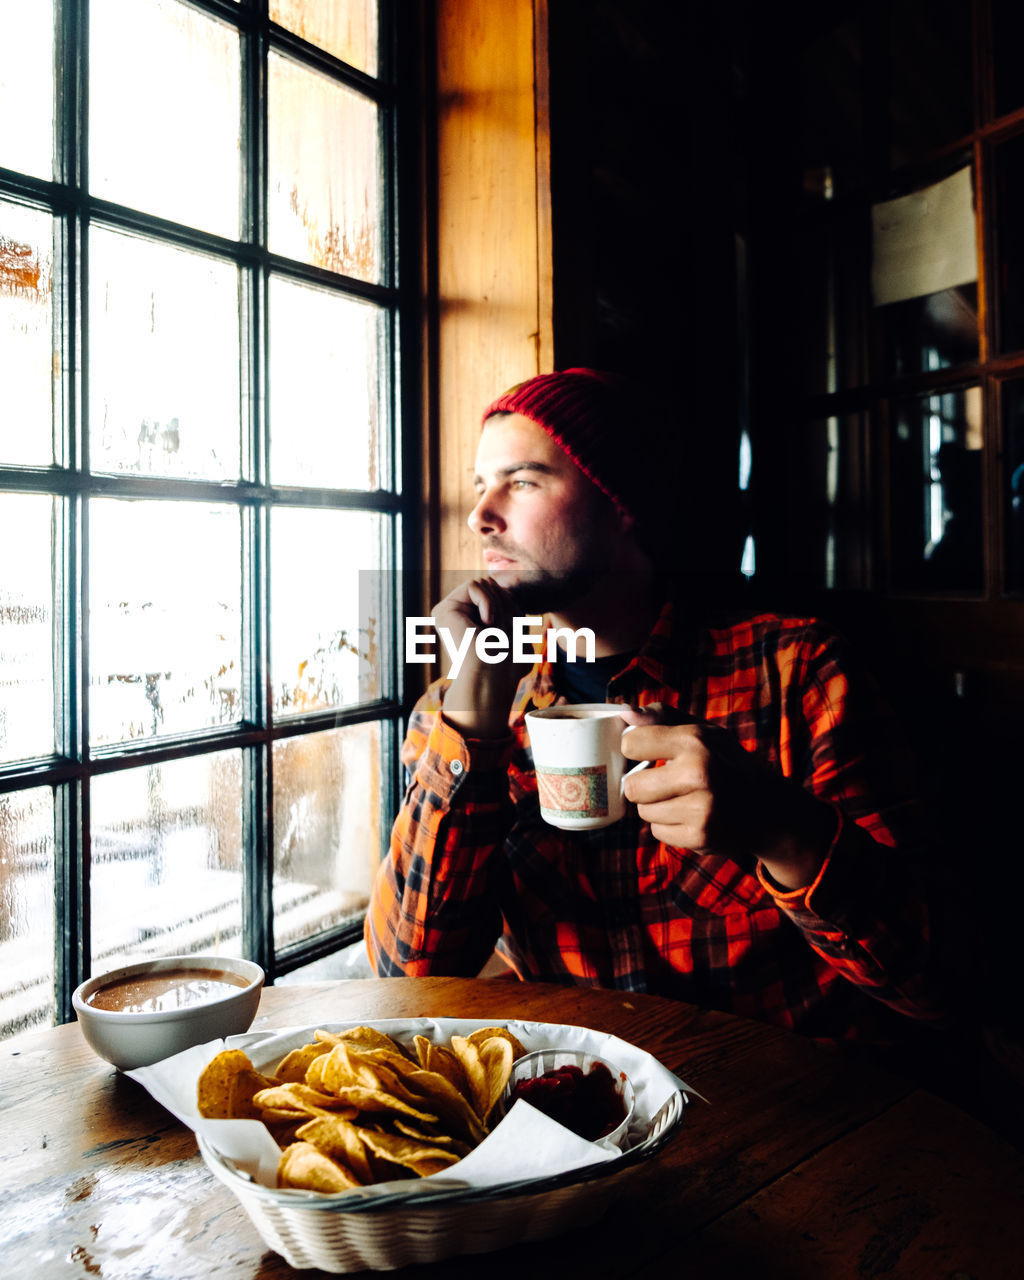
450, 759, 465, 776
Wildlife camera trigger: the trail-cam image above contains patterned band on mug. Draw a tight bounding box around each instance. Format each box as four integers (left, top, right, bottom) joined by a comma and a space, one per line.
536, 765, 609, 820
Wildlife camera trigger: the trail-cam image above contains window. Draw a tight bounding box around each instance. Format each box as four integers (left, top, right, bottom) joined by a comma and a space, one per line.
0, 0, 414, 1037
761, 0, 1020, 600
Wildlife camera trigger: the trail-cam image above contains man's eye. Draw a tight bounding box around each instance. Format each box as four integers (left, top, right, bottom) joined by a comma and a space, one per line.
512, 477, 536, 489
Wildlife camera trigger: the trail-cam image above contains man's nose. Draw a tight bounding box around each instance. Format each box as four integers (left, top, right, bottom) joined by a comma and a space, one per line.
468, 490, 505, 535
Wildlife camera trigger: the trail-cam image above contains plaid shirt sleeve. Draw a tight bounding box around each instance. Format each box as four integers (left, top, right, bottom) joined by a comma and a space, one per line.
364, 680, 514, 976
751, 626, 945, 1024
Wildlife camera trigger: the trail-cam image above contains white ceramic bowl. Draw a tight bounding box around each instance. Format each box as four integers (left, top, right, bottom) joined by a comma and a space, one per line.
497, 1048, 635, 1148
72, 954, 264, 1071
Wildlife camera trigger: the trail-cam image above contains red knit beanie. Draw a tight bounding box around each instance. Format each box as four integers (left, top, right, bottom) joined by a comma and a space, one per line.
482, 368, 640, 520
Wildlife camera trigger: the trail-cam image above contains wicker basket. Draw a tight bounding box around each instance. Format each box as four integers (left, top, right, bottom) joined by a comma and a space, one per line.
199, 1090, 684, 1272
194, 1019, 687, 1273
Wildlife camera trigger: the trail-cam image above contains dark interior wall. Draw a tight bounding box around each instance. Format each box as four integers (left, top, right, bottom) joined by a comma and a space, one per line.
543, 2, 1023, 1096
546, 0, 748, 579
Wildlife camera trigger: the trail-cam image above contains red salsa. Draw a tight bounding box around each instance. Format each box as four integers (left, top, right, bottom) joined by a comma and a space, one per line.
511, 1061, 626, 1140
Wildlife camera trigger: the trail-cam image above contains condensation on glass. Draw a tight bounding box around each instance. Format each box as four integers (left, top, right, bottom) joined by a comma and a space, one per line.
890, 386, 984, 592
0, 0, 54, 180
268, 50, 381, 284
0, 786, 56, 1038
89, 227, 242, 480
272, 721, 380, 954
269, 275, 385, 489
270, 0, 378, 76
0, 493, 55, 764
1002, 380, 1024, 594
887, 0, 973, 171
0, 200, 55, 467
270, 509, 387, 716
89, 0, 241, 238
88, 499, 242, 745
90, 753, 243, 972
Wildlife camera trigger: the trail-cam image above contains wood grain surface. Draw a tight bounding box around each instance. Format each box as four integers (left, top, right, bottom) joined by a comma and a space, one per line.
1, 977, 1020, 1279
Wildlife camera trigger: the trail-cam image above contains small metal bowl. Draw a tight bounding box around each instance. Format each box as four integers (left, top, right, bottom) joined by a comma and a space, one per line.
497, 1048, 635, 1148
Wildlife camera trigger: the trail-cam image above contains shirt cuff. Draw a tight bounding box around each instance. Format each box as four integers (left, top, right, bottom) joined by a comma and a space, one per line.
413, 711, 515, 804
756, 808, 845, 911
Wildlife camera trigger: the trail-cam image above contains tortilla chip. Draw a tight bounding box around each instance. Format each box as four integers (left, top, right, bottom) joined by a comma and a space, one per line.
197, 1049, 263, 1119
323, 1084, 440, 1126
277, 1141, 361, 1193
465, 1025, 526, 1060
228, 1066, 281, 1120
451, 1035, 513, 1122
358, 1126, 463, 1177
332, 1026, 413, 1058
414, 1039, 471, 1098
275, 1041, 330, 1084
294, 1114, 373, 1184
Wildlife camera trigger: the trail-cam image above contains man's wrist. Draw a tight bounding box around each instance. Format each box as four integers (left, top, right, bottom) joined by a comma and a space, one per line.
758, 795, 839, 891
442, 663, 521, 738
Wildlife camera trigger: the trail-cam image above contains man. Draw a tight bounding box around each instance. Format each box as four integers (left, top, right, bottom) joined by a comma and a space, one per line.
365, 369, 947, 1051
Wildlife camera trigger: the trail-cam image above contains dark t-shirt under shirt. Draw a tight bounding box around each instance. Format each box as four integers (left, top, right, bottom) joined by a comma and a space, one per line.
551, 647, 637, 704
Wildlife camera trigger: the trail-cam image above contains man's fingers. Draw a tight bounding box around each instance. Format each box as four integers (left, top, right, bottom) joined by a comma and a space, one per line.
620, 720, 701, 763
618, 702, 696, 728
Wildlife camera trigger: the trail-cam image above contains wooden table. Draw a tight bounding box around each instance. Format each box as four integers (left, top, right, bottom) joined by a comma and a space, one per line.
1, 977, 1022, 1278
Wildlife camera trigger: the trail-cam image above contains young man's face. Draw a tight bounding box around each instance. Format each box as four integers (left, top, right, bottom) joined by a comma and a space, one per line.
468, 412, 624, 613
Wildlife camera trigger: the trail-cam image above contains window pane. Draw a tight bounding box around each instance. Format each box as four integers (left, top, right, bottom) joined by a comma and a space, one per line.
269, 276, 384, 489
992, 1, 1024, 119
270, 509, 387, 715
789, 415, 870, 591
880, 284, 978, 378
890, 387, 984, 592
796, 206, 867, 397
89, 227, 241, 480
0, 0, 55, 179
0, 787, 55, 1038
0, 493, 54, 763
0, 200, 55, 466
273, 721, 380, 952
268, 50, 381, 283
993, 132, 1024, 356
1002, 380, 1024, 594
271, 0, 378, 76
91, 753, 243, 971
888, 0, 972, 170
89, 499, 242, 745
89, 0, 241, 238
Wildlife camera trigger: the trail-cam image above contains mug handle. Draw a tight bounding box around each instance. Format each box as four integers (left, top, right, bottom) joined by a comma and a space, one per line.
621, 758, 651, 796
619, 724, 652, 797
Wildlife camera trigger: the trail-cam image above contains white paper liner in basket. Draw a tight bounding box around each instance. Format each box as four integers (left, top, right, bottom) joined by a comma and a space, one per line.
128, 1016, 693, 1273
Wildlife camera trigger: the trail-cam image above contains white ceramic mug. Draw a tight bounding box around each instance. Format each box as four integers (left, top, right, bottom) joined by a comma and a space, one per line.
525, 703, 648, 830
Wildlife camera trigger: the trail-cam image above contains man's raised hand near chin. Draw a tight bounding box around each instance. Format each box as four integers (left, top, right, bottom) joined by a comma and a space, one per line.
619, 704, 839, 891
432, 576, 526, 740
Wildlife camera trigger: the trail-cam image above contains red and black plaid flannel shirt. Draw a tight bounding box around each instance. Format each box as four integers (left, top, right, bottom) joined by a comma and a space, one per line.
366, 603, 946, 1044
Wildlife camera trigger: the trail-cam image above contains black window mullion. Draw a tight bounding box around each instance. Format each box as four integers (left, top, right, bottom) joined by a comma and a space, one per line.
246, 5, 274, 975
53, 0, 89, 1015
3, 0, 409, 1032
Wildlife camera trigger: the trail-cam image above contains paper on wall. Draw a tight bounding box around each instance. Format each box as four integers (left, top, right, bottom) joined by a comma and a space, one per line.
871, 166, 976, 307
